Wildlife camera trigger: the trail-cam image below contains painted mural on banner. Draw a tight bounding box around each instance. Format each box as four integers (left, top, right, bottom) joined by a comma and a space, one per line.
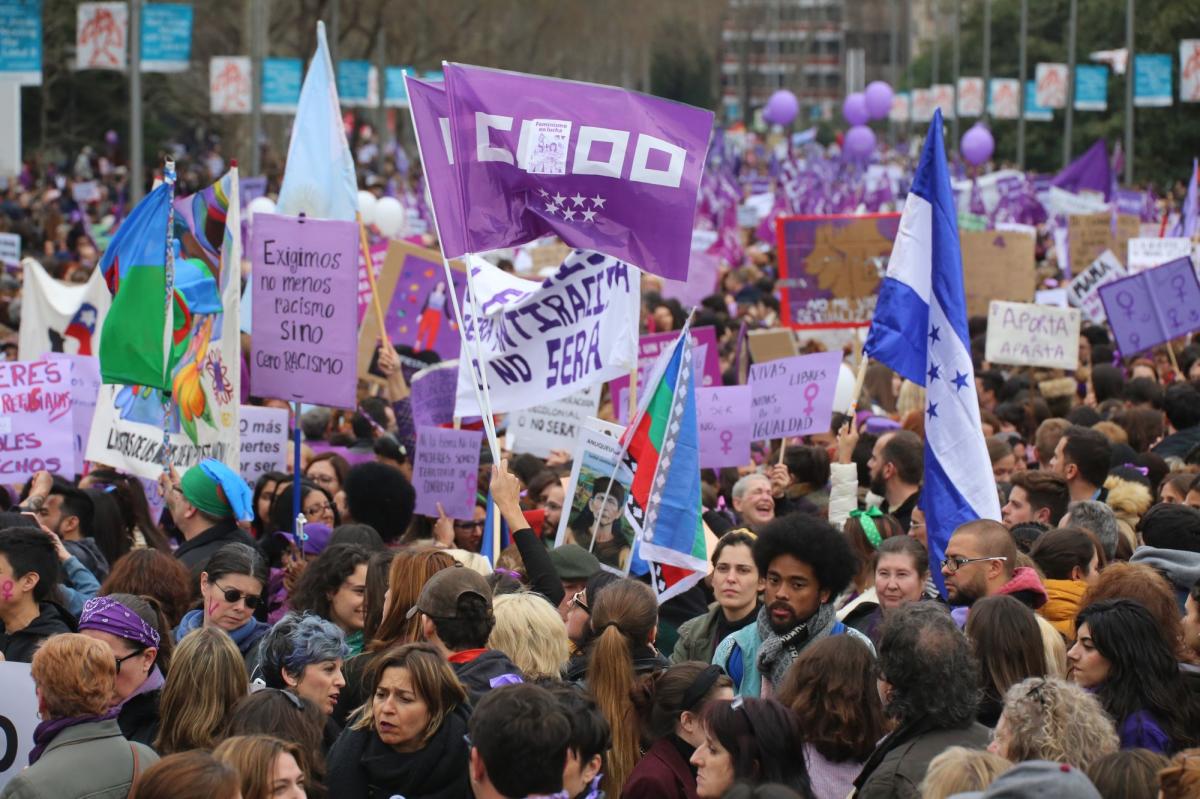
0, 358, 74, 481
454, 250, 640, 417
777, 214, 900, 328
985, 301, 1081, 370
86, 171, 242, 479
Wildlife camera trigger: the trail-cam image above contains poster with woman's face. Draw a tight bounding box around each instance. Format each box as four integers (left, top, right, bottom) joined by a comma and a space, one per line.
554, 416, 635, 575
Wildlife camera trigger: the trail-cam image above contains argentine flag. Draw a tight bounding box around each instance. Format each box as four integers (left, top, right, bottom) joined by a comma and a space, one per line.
864, 109, 1001, 593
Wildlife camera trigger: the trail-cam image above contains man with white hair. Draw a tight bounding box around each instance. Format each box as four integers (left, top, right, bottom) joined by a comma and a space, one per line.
731, 473, 775, 532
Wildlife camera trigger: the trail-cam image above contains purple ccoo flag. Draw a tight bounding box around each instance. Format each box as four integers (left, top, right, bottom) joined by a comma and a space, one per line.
404, 75, 468, 257
439, 63, 714, 282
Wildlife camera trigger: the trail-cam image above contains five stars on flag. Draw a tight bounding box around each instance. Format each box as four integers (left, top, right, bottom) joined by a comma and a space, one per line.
533, 185, 608, 226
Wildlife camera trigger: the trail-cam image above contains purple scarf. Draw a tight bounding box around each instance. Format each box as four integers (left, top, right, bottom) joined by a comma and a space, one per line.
29, 707, 120, 765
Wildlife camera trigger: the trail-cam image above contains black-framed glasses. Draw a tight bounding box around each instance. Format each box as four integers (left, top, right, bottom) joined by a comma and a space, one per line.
571, 590, 590, 614
214, 581, 262, 609
114, 651, 141, 672
303, 501, 334, 517
940, 555, 1007, 574
454, 520, 486, 530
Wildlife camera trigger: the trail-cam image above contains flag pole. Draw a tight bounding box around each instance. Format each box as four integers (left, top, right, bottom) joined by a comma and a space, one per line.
848, 354, 871, 417
292, 399, 303, 534
357, 218, 389, 343
160, 158, 177, 474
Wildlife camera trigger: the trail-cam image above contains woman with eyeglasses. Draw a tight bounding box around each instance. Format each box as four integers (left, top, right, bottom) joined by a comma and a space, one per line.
306, 452, 350, 502
175, 542, 271, 667
263, 480, 340, 568
1068, 598, 1200, 753
986, 676, 1118, 769
326, 642, 471, 799
77, 593, 174, 747
251, 471, 287, 540
689, 697, 812, 799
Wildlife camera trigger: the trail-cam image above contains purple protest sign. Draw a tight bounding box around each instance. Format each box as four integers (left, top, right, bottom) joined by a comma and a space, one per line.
440, 63, 714, 281
413, 425, 482, 520
749, 351, 842, 440
250, 214, 359, 408
697, 385, 752, 468
411, 361, 459, 428
0, 358, 75, 480
611, 327, 722, 425
47, 353, 101, 475
1098, 256, 1200, 356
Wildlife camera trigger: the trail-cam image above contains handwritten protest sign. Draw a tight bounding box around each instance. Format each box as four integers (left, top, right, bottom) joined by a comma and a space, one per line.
357, 241, 467, 384
611, 326, 720, 425
1068, 250, 1126, 323
749, 351, 841, 440
410, 360, 459, 428
961, 230, 1037, 316
508, 384, 602, 459
251, 214, 359, 408
0, 662, 38, 790
238, 405, 287, 489
456, 252, 640, 417
697, 385, 752, 468
0, 358, 74, 480
1068, 212, 1139, 275
1127, 237, 1192, 273
413, 426, 482, 520
985, 301, 1081, 370
0, 232, 18, 266
47, 353, 100, 475
777, 214, 901, 328
1099, 257, 1200, 356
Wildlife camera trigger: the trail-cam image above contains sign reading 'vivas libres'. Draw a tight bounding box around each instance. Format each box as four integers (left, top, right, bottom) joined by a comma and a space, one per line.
250, 214, 359, 408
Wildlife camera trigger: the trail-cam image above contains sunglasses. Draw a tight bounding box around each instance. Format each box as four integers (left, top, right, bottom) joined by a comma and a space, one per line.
213, 582, 262, 609
571, 590, 590, 614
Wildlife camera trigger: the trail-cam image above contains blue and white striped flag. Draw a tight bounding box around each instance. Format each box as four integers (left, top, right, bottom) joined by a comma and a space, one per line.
864, 108, 1001, 594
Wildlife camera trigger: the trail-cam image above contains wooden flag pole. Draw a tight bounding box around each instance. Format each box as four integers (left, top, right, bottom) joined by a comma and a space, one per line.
628, 366, 638, 423
848, 355, 871, 417
358, 220, 389, 344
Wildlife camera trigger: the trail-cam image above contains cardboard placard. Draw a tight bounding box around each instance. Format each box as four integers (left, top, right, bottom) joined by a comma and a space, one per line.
410, 360, 460, 428
984, 301, 1082, 370
413, 426, 482, 520
0, 662, 38, 789
1067, 212, 1140, 275
0, 358, 74, 480
553, 416, 636, 574
1068, 250, 1126, 323
746, 328, 799, 364
696, 385, 753, 468
1127, 237, 1193, 273
507, 384, 602, 459
961, 230, 1037, 317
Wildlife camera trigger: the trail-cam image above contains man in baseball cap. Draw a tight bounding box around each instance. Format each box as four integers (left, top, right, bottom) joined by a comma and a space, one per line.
409, 566, 524, 701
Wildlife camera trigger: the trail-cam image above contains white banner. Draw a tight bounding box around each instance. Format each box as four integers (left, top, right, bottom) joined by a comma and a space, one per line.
0, 662, 38, 790
1127, 237, 1192, 273
86, 172, 242, 479
912, 88, 935, 122
985, 301, 1081, 370
957, 77, 984, 117
1182, 40, 1200, 103
76, 2, 128, 71
507, 384, 602, 459
18, 259, 111, 361
932, 84, 956, 119
989, 78, 1021, 120
0, 232, 19, 266
1035, 63, 1069, 108
455, 251, 639, 416
210, 56, 252, 114
1068, 250, 1125, 323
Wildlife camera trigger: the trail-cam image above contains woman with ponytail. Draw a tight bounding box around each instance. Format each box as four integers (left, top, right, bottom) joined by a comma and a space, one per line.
78, 592, 174, 746
584, 578, 666, 798
624, 661, 735, 799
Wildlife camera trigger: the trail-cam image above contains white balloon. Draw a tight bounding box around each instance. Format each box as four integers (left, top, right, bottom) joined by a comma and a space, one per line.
373, 196, 405, 238
357, 190, 378, 225
245, 196, 276, 225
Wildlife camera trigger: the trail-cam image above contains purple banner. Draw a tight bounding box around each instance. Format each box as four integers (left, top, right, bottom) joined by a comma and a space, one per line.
413, 425, 482, 520
441, 63, 714, 281
748, 351, 842, 440
1098, 256, 1200, 356
777, 214, 901, 328
404, 76, 467, 255
411, 361, 459, 428
0, 358, 75, 481
47, 353, 101, 475
611, 326, 721, 425
697, 385, 752, 468
250, 214, 359, 408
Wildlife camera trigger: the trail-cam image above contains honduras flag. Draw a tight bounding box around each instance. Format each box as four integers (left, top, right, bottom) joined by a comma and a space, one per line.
276, 21, 358, 221
864, 109, 1001, 594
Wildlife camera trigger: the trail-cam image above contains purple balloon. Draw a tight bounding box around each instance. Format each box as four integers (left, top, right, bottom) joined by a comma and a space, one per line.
864, 81, 894, 120
763, 89, 799, 126
105, 130, 119, 145
843, 93, 869, 127
960, 123, 995, 166
844, 125, 877, 160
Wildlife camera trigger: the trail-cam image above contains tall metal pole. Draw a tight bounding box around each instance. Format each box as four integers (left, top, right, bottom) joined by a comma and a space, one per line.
1064, 0, 1077, 166
951, 0, 960, 143
129, 0, 143, 203
981, 0, 991, 123
249, 0, 263, 176
890, 0, 900, 141
1016, 0, 1028, 168
328, 0, 339, 66
930, 0, 940, 87
1124, 0, 1134, 184
375, 26, 386, 158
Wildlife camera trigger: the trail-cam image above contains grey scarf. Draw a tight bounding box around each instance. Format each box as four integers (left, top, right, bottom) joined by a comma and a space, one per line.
756, 601, 839, 690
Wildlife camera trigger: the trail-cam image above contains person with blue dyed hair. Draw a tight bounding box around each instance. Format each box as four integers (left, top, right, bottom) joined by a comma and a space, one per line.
254, 611, 349, 717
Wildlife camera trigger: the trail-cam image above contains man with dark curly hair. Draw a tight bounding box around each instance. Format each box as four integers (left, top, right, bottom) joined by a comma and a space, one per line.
712, 512, 870, 697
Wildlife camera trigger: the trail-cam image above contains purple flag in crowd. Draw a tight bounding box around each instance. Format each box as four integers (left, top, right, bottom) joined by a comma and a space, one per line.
439, 63, 714, 281
1051, 139, 1112, 200
404, 75, 467, 257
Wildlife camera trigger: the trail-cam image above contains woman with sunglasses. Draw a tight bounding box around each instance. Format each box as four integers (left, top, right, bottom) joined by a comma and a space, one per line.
175, 542, 270, 667
78, 593, 174, 747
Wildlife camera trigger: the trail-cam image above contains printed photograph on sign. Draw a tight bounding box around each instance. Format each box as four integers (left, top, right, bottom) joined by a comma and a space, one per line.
555, 417, 634, 575
776, 213, 901, 328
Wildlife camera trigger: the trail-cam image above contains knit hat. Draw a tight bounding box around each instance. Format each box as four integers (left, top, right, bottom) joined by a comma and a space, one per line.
549, 544, 603, 581
180, 459, 253, 522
